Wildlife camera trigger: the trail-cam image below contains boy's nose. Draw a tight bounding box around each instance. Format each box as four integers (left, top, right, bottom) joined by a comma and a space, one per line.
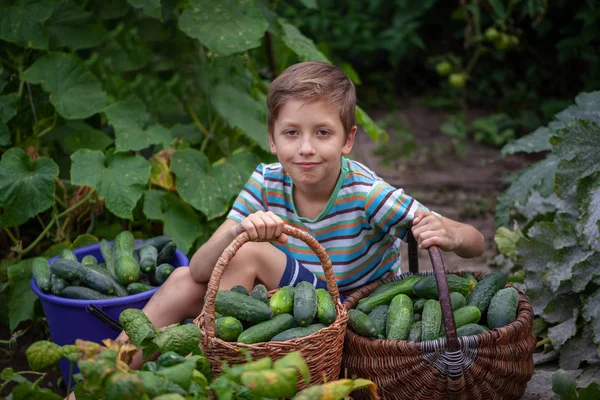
298, 137, 316, 155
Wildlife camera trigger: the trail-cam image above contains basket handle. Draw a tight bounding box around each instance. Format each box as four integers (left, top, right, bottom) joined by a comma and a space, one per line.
201, 224, 340, 340
427, 246, 459, 351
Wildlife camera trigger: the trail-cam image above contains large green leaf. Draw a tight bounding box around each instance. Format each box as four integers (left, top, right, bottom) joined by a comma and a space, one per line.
0, 95, 17, 121
128, 0, 162, 19
578, 178, 600, 252
143, 190, 203, 254
0, 0, 54, 49
70, 149, 150, 219
47, 1, 107, 50
582, 288, 600, 345
559, 325, 600, 370
7, 259, 38, 331
500, 127, 552, 156
356, 106, 388, 143
551, 120, 600, 199
171, 123, 204, 145
178, 0, 268, 56
104, 98, 172, 153
211, 84, 270, 151
99, 30, 151, 72
0, 148, 58, 228
550, 91, 600, 131
547, 312, 578, 349
572, 254, 600, 293
542, 295, 581, 324
22, 53, 107, 119
278, 19, 329, 62
0, 121, 9, 146
171, 149, 258, 220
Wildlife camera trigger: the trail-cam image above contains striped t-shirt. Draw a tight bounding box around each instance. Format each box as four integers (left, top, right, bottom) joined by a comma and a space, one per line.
226, 157, 431, 292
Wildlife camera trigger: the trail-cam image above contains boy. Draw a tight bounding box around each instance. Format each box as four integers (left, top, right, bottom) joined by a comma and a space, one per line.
121, 61, 484, 367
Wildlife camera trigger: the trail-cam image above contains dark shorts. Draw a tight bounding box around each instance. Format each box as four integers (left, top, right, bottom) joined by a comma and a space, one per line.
279, 253, 346, 303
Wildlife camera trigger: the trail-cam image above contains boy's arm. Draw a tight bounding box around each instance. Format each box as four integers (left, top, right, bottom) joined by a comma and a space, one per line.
411, 210, 485, 258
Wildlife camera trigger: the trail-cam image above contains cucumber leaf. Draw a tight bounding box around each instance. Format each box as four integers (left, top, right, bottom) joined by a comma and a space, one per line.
0, 148, 59, 228
153, 323, 202, 357
178, 0, 268, 56
578, 179, 600, 252
25, 340, 63, 370
7, 259, 39, 331
128, 0, 162, 20
501, 127, 552, 155
278, 19, 330, 63
0, 0, 54, 49
119, 309, 156, 347
47, 1, 107, 50
356, 105, 388, 143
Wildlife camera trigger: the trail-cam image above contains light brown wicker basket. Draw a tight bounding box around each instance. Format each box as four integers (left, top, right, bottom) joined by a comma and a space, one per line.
342, 246, 536, 400
194, 224, 349, 389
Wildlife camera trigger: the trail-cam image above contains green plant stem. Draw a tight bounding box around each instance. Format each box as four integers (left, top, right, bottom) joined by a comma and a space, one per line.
36, 214, 46, 231
536, 338, 551, 347
186, 104, 209, 137
37, 113, 58, 138
3, 228, 18, 247
54, 194, 66, 208
20, 189, 97, 258
67, 361, 73, 393
0, 57, 18, 70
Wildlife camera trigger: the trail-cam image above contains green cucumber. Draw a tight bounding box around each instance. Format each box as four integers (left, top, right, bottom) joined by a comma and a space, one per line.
348, 309, 378, 338
450, 292, 467, 311
271, 323, 326, 342
269, 286, 294, 315
50, 274, 68, 295
408, 321, 422, 341
457, 323, 490, 337
86, 264, 129, 297
453, 306, 482, 328
114, 231, 135, 259
487, 287, 519, 329
421, 300, 442, 341
215, 290, 273, 323
413, 313, 421, 322
156, 241, 177, 265
138, 245, 158, 274
466, 272, 507, 314
151, 263, 174, 286
315, 289, 336, 325
135, 236, 173, 253
368, 305, 389, 338
32, 257, 51, 292
386, 294, 413, 340
114, 255, 140, 285
231, 285, 249, 295
49, 259, 117, 295
237, 313, 296, 344
413, 298, 427, 313
60, 249, 77, 261
357, 275, 422, 314
412, 274, 471, 299
215, 316, 244, 342
62, 286, 116, 300
127, 282, 155, 295
463, 272, 478, 292
250, 284, 269, 303
293, 282, 317, 326
81, 255, 98, 266
100, 239, 115, 275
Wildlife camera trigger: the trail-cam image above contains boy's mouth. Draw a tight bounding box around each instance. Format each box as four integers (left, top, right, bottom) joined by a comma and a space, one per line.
295, 162, 320, 169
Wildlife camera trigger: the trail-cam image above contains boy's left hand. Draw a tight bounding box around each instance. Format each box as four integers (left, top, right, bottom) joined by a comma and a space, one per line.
411, 210, 459, 252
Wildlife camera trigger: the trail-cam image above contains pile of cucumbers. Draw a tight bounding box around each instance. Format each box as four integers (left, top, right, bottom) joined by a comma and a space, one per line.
348, 271, 519, 341
32, 231, 179, 300
213, 281, 337, 344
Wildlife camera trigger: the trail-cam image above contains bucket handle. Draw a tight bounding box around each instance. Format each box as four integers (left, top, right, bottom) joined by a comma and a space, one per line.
87, 304, 122, 333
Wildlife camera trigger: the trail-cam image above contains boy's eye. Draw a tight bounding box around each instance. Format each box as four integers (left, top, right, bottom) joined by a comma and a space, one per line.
284, 130, 298, 136
317, 129, 330, 136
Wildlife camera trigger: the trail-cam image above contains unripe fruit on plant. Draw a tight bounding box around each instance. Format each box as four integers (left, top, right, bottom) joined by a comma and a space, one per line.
436, 61, 453, 76
484, 27, 499, 42
495, 33, 511, 50
448, 73, 467, 89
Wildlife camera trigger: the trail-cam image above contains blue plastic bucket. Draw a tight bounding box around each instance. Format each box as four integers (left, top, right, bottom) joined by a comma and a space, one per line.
30, 242, 189, 387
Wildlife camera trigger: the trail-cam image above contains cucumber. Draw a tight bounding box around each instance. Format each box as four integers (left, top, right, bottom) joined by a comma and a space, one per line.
413, 313, 421, 322
450, 292, 467, 311
62, 286, 116, 300
315, 289, 336, 325
32, 257, 51, 292
156, 241, 177, 265
421, 300, 442, 341
250, 284, 269, 303
408, 321, 422, 341
114, 231, 135, 259
357, 275, 422, 314
237, 313, 296, 344
413, 298, 427, 313
466, 272, 507, 314
86, 264, 129, 297
151, 263, 174, 286
138, 245, 158, 274
231, 285, 249, 295
114, 255, 140, 285
368, 305, 389, 338
463, 272, 478, 292
135, 236, 173, 252
60, 249, 77, 261
348, 309, 378, 338
412, 274, 471, 299
215, 316, 244, 342
457, 323, 490, 337
271, 323, 326, 342
50, 274, 68, 295
487, 287, 519, 329
386, 294, 413, 340
49, 259, 117, 295
127, 282, 155, 295
269, 286, 294, 315
215, 290, 273, 323
453, 306, 482, 328
81, 255, 98, 267
100, 239, 115, 275
293, 282, 317, 326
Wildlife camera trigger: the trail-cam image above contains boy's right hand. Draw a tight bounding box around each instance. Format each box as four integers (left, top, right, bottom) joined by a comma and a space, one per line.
231, 211, 288, 243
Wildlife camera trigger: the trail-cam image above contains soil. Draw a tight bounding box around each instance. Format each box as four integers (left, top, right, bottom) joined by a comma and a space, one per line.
0, 103, 535, 398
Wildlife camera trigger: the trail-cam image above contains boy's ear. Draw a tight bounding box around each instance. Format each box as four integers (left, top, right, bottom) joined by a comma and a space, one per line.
269, 131, 277, 154
342, 125, 357, 155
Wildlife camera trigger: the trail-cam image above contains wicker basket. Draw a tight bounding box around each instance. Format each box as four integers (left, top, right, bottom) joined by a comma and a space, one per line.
342, 246, 536, 400
194, 224, 349, 389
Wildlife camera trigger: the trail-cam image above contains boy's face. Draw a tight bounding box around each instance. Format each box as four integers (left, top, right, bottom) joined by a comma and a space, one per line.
269, 99, 356, 191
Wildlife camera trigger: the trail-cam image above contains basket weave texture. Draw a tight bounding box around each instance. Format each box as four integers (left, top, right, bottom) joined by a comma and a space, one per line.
342, 247, 536, 400
194, 224, 349, 389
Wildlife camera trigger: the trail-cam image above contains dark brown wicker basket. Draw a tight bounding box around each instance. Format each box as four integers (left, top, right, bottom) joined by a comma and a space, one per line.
342, 246, 536, 400
194, 224, 349, 389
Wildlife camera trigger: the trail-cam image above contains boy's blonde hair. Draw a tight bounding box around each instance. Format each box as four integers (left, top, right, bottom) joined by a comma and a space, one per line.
267, 61, 356, 136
